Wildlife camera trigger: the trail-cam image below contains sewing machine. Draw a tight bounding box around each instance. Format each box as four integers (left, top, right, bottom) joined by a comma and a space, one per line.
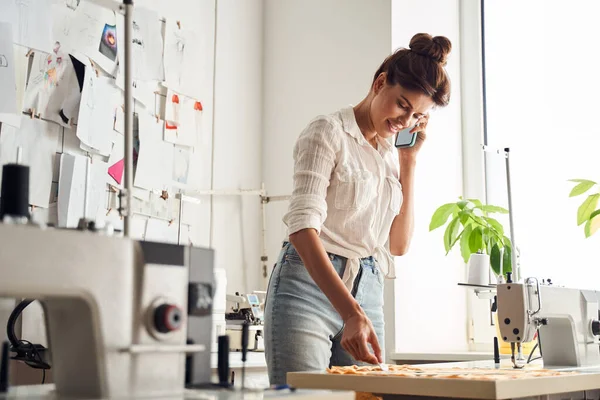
0, 221, 215, 399
497, 276, 600, 367
226, 292, 265, 352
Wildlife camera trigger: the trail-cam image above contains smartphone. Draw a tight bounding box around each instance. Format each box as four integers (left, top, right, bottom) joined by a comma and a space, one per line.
394, 125, 418, 148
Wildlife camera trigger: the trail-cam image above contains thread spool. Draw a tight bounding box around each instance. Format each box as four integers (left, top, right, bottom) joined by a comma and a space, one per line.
0, 163, 30, 220
217, 335, 229, 386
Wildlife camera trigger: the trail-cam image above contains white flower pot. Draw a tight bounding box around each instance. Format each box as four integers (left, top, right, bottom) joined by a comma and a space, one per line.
467, 253, 490, 286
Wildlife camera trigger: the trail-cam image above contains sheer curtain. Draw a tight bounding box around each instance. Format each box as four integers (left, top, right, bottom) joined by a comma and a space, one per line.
483, 0, 600, 288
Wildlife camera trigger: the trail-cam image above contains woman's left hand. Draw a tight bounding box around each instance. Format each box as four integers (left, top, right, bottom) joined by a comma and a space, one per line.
398, 114, 428, 159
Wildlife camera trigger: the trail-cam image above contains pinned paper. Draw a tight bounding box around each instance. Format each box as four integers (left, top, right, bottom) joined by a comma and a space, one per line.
22, 43, 81, 127
164, 89, 203, 147
0, 0, 53, 52
135, 113, 174, 191
0, 22, 18, 116
163, 19, 209, 99
172, 146, 191, 185
0, 45, 28, 128
58, 153, 108, 228
68, 1, 118, 75
108, 158, 124, 185
116, 6, 164, 82
76, 69, 119, 156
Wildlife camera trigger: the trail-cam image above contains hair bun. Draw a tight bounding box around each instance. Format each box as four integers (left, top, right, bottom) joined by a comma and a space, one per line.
409, 33, 452, 66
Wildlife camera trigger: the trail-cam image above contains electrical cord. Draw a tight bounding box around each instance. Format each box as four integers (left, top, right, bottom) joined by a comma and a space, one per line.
6, 299, 51, 376
527, 330, 543, 364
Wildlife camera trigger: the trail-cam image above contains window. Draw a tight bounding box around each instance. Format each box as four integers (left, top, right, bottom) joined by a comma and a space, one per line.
482, 0, 600, 288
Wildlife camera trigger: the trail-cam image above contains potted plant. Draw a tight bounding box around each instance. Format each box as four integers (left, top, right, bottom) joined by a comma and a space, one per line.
568, 179, 600, 237
429, 197, 513, 283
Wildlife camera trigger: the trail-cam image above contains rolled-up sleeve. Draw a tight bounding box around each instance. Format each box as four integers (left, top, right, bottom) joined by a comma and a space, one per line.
283, 117, 340, 235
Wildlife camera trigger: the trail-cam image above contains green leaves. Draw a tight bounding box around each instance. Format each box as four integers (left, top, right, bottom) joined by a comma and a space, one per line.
444, 216, 460, 253
577, 194, 599, 226
468, 226, 483, 254
584, 209, 600, 237
430, 197, 512, 278
490, 243, 501, 276
502, 245, 512, 274
569, 178, 599, 238
429, 203, 458, 231
569, 179, 596, 197
476, 205, 509, 214
460, 224, 473, 263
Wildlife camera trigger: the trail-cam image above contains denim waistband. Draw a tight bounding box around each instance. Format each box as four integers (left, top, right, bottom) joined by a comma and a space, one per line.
282, 241, 376, 268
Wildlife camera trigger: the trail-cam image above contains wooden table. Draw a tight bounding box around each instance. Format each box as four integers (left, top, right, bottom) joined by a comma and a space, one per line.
287, 360, 600, 399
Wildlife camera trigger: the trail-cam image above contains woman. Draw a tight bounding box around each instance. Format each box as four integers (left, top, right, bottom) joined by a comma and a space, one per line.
264, 33, 452, 385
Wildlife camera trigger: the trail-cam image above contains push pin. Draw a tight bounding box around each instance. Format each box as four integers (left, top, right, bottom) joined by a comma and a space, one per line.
160, 190, 169, 200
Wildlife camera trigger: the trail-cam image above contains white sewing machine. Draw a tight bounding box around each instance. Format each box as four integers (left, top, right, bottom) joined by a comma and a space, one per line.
497, 277, 600, 367
0, 221, 215, 399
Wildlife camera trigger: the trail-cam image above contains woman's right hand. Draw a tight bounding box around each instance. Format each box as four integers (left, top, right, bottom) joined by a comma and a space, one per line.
341, 312, 382, 365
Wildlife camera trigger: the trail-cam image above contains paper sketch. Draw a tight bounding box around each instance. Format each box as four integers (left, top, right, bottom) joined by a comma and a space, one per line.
144, 218, 179, 244
22, 43, 81, 127
172, 146, 191, 185
0, 46, 31, 128
52, 0, 82, 55
163, 20, 208, 99
0, 119, 61, 207
76, 70, 119, 156
115, 73, 157, 110
0, 0, 53, 52
116, 7, 164, 82
58, 153, 108, 228
134, 114, 174, 191
68, 1, 118, 75
164, 90, 203, 147
0, 23, 18, 116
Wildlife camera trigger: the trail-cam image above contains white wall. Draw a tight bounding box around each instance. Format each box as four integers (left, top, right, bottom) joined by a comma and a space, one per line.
212, 0, 264, 294
390, 0, 467, 352
262, 0, 393, 284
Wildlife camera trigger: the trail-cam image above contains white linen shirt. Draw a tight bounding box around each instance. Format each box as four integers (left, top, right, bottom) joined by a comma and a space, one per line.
283, 106, 403, 292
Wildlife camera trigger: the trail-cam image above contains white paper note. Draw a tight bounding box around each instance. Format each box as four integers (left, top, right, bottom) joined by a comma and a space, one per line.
144, 218, 179, 244
68, 1, 118, 76
116, 7, 164, 82
135, 114, 174, 191
164, 89, 203, 148
57, 153, 108, 228
0, 119, 61, 207
163, 20, 208, 99
0, 0, 53, 52
52, 0, 82, 55
77, 72, 119, 156
115, 73, 157, 110
22, 46, 81, 127
172, 146, 191, 185
0, 45, 28, 128
0, 23, 18, 116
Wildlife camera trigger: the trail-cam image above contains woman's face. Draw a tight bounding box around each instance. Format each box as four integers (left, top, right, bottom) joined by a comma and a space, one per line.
370, 74, 434, 139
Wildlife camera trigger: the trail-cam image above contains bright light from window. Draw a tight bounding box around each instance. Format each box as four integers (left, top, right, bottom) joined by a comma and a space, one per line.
483, 0, 600, 288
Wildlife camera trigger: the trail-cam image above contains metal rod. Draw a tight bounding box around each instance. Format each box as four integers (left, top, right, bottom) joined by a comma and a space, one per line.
122, 0, 134, 237
84, 157, 90, 218
261, 183, 268, 286
504, 148, 519, 281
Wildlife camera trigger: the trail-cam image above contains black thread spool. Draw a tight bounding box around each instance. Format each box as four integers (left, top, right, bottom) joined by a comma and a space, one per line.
0, 163, 30, 220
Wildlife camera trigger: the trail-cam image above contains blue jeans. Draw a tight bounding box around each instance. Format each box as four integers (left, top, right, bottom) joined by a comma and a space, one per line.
264, 241, 385, 385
